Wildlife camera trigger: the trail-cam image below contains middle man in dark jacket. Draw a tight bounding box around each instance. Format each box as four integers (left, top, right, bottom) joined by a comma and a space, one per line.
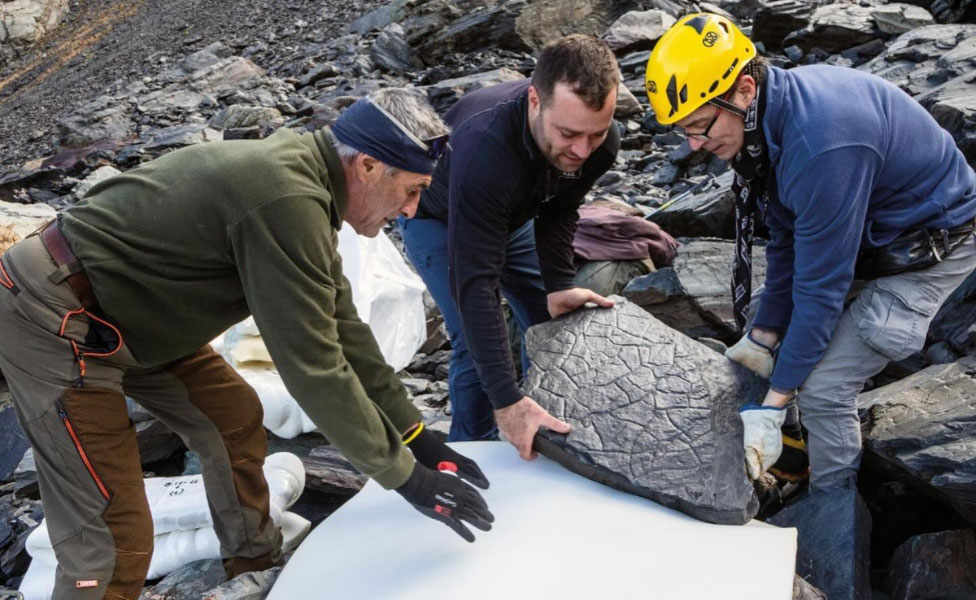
401, 35, 621, 456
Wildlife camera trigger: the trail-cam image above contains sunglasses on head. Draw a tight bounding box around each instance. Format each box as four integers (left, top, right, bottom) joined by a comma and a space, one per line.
424, 134, 450, 160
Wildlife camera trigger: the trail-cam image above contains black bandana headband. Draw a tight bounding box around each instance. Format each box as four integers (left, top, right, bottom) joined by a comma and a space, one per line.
332, 97, 447, 175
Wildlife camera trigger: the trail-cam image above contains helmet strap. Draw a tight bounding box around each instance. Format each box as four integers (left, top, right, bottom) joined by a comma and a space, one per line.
708, 97, 747, 120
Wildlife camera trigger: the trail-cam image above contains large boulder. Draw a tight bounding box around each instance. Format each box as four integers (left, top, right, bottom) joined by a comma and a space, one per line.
858, 357, 976, 524
524, 297, 763, 525
885, 529, 976, 599
622, 238, 766, 341
768, 487, 873, 600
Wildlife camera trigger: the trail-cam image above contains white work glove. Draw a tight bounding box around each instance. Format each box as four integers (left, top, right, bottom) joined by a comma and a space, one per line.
725, 332, 775, 378
739, 405, 788, 480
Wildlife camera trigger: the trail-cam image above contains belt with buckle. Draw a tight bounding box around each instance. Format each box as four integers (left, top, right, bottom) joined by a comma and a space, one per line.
39, 220, 99, 311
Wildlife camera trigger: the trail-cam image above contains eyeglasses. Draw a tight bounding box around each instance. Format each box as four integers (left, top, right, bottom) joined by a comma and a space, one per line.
682, 107, 721, 142
424, 134, 450, 159
676, 87, 734, 142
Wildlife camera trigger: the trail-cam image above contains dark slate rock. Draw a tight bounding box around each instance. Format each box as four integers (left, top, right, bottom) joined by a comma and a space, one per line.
0, 531, 30, 580
623, 238, 766, 341
885, 529, 976, 600
926, 341, 962, 365
136, 419, 186, 465
137, 559, 225, 600
0, 407, 28, 484
794, 575, 830, 600
415, 1, 532, 60
752, 0, 815, 51
207, 105, 282, 130
858, 357, 976, 524
513, 0, 617, 49
347, 0, 410, 34
202, 567, 282, 600
371, 24, 425, 73
619, 50, 651, 73
872, 4, 935, 35
55, 95, 133, 149
650, 163, 680, 186
930, 0, 976, 24
614, 85, 642, 119
13, 449, 37, 499
768, 486, 873, 600
647, 171, 735, 239
599, 10, 676, 54
425, 67, 524, 113
524, 297, 763, 525
783, 4, 878, 54
861, 24, 976, 161
301, 445, 368, 496
142, 124, 219, 151
574, 259, 652, 297
297, 62, 340, 89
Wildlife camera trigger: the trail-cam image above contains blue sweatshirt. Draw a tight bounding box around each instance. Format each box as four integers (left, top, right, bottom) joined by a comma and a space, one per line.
416, 79, 620, 409
753, 65, 976, 390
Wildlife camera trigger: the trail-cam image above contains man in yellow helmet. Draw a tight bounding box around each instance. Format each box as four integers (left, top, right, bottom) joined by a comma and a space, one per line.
645, 13, 976, 492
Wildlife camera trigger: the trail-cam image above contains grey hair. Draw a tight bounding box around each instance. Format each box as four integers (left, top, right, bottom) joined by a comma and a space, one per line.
333, 87, 449, 175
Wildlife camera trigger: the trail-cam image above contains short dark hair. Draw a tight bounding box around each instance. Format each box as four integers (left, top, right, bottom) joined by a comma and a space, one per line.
531, 34, 619, 111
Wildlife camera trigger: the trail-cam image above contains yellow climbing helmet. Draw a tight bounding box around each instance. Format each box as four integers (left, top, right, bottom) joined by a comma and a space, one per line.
645, 13, 756, 125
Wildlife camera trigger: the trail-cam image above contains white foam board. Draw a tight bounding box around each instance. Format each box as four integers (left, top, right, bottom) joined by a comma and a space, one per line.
269, 441, 797, 600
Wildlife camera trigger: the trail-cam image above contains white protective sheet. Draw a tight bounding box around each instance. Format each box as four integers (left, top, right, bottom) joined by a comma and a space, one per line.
269, 442, 798, 600
20, 454, 311, 600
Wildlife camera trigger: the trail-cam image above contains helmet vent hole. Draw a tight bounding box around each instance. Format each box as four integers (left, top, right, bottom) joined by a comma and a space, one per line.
723, 57, 739, 79
679, 84, 688, 103
709, 80, 719, 93
719, 21, 729, 33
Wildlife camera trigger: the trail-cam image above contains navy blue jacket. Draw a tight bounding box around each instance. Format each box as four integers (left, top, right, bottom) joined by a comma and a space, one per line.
417, 79, 620, 409
752, 65, 976, 390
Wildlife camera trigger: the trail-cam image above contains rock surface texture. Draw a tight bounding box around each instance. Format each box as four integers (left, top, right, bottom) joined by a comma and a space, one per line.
858, 357, 976, 525
524, 297, 764, 525
769, 487, 873, 600
885, 529, 976, 600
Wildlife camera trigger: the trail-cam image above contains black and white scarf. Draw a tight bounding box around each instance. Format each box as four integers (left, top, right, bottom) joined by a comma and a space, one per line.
729, 84, 775, 332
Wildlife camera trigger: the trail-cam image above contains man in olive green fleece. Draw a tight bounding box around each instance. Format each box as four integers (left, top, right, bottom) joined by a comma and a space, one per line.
0, 88, 492, 600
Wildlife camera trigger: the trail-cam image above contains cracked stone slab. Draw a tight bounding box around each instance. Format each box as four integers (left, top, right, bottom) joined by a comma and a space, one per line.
524, 297, 762, 525
858, 357, 976, 524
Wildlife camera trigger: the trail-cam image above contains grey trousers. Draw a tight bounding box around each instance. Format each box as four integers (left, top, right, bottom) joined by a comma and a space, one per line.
0, 235, 281, 599
753, 235, 976, 492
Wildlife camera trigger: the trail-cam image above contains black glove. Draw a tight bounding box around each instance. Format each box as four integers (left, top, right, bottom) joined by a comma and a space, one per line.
395, 463, 495, 543
405, 426, 490, 490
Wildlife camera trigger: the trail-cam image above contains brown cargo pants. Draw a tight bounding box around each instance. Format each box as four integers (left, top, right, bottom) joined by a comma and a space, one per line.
0, 235, 281, 599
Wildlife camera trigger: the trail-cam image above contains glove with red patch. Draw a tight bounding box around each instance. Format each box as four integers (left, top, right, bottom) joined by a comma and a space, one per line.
395, 463, 494, 542
404, 424, 490, 490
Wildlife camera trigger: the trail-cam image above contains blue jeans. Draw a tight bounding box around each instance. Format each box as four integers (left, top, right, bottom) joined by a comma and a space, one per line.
399, 216, 550, 441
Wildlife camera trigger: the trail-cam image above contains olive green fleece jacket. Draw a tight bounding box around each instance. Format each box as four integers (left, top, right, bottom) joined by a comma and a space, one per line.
60, 127, 421, 489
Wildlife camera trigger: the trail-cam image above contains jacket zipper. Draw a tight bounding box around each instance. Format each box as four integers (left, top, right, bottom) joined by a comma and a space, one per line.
56, 400, 110, 500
